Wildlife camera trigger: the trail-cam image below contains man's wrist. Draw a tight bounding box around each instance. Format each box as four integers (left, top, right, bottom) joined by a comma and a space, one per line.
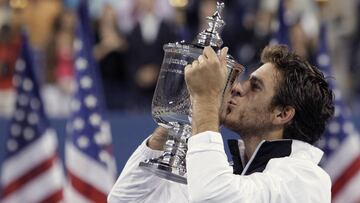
147, 136, 166, 150
192, 96, 221, 135
147, 127, 168, 150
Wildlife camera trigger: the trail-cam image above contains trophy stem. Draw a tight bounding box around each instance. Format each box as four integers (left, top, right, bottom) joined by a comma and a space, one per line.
139, 124, 191, 184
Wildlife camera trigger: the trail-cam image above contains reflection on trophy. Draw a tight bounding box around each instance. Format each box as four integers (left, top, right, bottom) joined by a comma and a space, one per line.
139, 2, 245, 184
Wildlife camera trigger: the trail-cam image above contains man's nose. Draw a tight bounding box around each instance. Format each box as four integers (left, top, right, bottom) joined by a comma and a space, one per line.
231, 82, 245, 97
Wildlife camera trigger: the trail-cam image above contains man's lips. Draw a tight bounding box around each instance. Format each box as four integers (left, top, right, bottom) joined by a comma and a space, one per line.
226, 100, 237, 114
228, 100, 237, 106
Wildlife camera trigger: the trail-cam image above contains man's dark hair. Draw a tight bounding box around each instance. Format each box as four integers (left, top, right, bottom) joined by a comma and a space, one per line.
261, 45, 335, 144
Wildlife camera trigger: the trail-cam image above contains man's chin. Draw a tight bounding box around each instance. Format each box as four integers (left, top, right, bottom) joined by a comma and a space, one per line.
219, 106, 229, 125
220, 116, 225, 125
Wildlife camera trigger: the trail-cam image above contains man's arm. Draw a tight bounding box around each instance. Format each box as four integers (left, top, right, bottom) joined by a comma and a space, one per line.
184, 46, 228, 135
107, 127, 170, 202
186, 132, 331, 203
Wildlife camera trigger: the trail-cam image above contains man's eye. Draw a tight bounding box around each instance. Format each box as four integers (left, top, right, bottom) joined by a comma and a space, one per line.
251, 83, 260, 91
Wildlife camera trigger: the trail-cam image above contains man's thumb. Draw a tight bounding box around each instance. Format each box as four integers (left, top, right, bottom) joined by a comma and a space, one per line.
220, 47, 228, 65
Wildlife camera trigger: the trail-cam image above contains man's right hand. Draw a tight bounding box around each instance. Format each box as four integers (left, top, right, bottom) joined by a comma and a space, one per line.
184, 46, 228, 135
147, 126, 169, 150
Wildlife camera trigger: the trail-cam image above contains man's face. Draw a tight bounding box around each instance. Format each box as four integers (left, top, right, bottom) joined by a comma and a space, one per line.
221, 62, 281, 136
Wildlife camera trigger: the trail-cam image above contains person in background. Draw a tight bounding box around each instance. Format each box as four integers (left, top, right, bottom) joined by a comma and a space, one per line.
108, 45, 334, 202
0, 1, 20, 117
43, 9, 75, 117
94, 4, 130, 110
126, 0, 175, 112
172, 5, 192, 42
349, 0, 360, 113
325, 0, 358, 103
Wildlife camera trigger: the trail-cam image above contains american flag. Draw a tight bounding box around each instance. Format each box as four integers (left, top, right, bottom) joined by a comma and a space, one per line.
64, 1, 116, 202
0, 33, 64, 202
316, 23, 360, 203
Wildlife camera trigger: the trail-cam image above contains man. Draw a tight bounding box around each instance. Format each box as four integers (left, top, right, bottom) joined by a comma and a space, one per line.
108, 45, 334, 202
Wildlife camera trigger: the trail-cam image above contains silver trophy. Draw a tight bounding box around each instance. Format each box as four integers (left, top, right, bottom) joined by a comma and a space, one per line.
139, 2, 244, 184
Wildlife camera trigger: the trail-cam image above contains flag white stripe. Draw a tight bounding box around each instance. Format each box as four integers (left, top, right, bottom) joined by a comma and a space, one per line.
1, 161, 64, 203
65, 142, 114, 194
323, 134, 360, 181
64, 182, 91, 203
333, 171, 360, 203
0, 129, 58, 185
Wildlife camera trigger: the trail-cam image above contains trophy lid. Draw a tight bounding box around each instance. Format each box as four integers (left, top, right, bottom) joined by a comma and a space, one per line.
193, 1, 226, 48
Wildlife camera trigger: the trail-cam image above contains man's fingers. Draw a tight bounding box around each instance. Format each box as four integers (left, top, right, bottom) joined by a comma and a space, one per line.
191, 59, 199, 68
220, 47, 228, 62
203, 46, 217, 60
185, 60, 198, 77
184, 64, 192, 74
198, 55, 206, 64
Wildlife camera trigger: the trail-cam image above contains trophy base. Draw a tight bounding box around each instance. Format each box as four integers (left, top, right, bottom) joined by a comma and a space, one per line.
139, 160, 187, 184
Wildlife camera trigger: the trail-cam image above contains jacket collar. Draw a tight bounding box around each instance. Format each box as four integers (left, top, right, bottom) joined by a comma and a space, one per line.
228, 139, 324, 175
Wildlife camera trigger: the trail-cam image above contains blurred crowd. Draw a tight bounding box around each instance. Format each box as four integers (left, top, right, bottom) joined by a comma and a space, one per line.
0, 0, 360, 117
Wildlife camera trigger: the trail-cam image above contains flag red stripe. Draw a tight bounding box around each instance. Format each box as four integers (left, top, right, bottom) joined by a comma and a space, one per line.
38, 189, 63, 203
68, 170, 107, 203
1, 154, 58, 198
332, 155, 360, 198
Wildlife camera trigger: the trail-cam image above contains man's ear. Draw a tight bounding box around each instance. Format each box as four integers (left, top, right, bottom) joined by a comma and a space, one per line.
273, 106, 295, 125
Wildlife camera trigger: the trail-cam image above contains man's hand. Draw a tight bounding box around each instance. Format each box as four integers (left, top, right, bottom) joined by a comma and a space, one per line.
147, 126, 169, 150
184, 46, 228, 135
185, 47, 228, 101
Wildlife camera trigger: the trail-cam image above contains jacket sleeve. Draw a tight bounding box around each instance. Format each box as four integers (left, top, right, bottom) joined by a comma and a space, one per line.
186, 131, 331, 203
107, 137, 166, 203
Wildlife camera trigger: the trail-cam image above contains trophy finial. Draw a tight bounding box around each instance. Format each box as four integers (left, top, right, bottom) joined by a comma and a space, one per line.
213, 2, 225, 21
193, 1, 226, 48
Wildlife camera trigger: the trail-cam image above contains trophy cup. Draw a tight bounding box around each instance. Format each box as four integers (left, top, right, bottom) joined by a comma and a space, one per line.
139, 2, 244, 184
